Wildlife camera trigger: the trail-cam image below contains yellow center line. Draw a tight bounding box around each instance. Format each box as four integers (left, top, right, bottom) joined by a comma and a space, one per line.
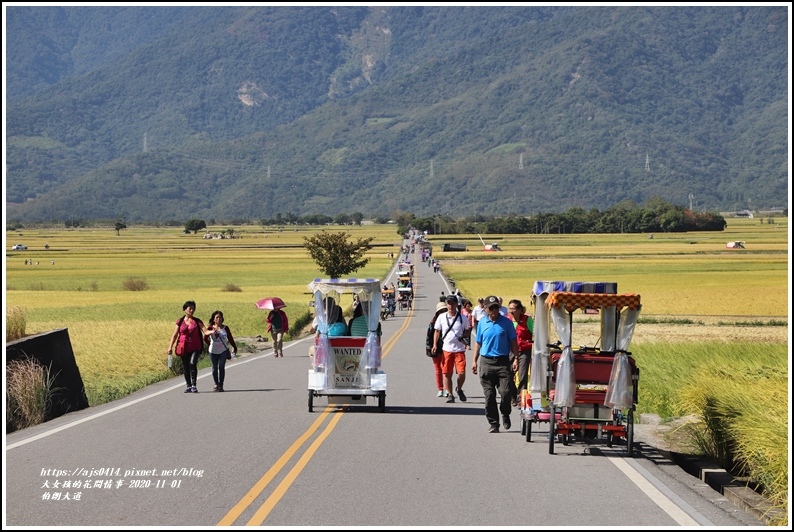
246, 410, 346, 525
217, 410, 332, 526
219, 278, 417, 526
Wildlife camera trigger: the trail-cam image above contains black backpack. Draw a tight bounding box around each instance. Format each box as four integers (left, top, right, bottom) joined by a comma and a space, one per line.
425, 312, 442, 357
425, 311, 459, 357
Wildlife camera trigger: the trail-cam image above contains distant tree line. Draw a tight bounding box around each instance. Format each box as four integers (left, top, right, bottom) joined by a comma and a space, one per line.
259, 212, 367, 226
396, 197, 727, 236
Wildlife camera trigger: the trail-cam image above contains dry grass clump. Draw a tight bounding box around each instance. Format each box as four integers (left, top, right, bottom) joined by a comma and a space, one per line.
6, 305, 27, 341
122, 277, 149, 291
222, 282, 242, 292
6, 357, 59, 431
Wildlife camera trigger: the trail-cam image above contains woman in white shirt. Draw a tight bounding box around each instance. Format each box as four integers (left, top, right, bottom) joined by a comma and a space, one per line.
205, 310, 238, 392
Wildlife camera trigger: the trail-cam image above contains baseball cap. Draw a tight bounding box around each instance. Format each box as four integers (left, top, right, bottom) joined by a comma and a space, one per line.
445, 294, 458, 304
484, 295, 500, 308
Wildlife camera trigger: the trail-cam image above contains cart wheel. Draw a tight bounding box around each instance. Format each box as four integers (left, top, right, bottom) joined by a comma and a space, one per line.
308, 389, 314, 413
526, 420, 533, 442
378, 391, 386, 413
521, 418, 527, 436
626, 411, 634, 457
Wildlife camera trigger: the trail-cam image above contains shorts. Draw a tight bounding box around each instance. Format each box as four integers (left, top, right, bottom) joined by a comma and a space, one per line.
441, 350, 466, 374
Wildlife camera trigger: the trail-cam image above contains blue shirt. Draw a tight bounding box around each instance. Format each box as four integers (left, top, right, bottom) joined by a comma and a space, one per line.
476, 314, 516, 357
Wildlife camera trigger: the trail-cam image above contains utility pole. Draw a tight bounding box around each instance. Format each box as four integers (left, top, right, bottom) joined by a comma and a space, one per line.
689, 193, 694, 211
430, 159, 434, 179
645, 151, 650, 171
143, 133, 148, 153
267, 165, 271, 179
519, 154, 524, 169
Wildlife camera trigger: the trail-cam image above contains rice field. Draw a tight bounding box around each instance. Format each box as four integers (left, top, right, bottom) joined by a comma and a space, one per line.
435, 218, 789, 318
5, 218, 788, 398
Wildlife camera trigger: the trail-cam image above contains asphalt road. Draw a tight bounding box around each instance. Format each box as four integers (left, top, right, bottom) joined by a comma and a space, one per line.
4, 247, 763, 527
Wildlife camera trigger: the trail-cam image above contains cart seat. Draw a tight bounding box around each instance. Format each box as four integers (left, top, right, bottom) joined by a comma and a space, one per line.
551, 352, 636, 385
549, 389, 606, 404
574, 390, 607, 404
315, 336, 370, 347
328, 336, 367, 347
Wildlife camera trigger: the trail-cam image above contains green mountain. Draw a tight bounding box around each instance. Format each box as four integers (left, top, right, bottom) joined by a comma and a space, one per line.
4, 6, 789, 223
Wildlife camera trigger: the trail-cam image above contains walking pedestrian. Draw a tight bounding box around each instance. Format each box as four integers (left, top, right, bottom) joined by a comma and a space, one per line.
433, 294, 471, 403
498, 297, 509, 317
266, 306, 289, 358
472, 297, 488, 330
507, 299, 534, 407
461, 299, 474, 350
471, 295, 518, 432
167, 300, 207, 393
205, 310, 237, 392
427, 302, 448, 397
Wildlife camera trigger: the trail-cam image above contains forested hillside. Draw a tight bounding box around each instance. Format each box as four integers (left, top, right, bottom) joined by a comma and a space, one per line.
4, 5, 789, 223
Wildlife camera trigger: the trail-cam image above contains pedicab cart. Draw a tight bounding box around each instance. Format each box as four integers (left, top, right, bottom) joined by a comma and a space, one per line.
307, 278, 387, 413
396, 268, 414, 310
397, 287, 413, 310
522, 281, 641, 456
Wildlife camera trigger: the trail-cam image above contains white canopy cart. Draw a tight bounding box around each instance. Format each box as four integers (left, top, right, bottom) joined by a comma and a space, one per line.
307, 278, 387, 412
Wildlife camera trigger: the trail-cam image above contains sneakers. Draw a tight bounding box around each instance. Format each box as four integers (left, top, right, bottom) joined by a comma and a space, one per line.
446, 395, 455, 403
184, 387, 192, 393
213, 385, 219, 392
191, 386, 198, 393
444, 390, 450, 397
437, 390, 444, 397
456, 389, 467, 402
217, 386, 224, 392
502, 415, 511, 430
488, 425, 500, 433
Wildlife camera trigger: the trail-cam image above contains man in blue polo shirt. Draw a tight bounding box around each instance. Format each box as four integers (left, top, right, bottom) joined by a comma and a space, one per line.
471, 295, 518, 433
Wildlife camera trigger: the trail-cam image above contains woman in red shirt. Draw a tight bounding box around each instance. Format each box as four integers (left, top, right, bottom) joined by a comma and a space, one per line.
507, 299, 534, 407
167, 300, 207, 393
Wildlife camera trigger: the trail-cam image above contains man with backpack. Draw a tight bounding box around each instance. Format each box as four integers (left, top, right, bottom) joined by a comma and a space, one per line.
432, 294, 472, 403
426, 302, 448, 397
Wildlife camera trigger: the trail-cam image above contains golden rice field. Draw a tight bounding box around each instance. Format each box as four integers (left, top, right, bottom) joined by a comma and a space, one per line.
5, 217, 788, 401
